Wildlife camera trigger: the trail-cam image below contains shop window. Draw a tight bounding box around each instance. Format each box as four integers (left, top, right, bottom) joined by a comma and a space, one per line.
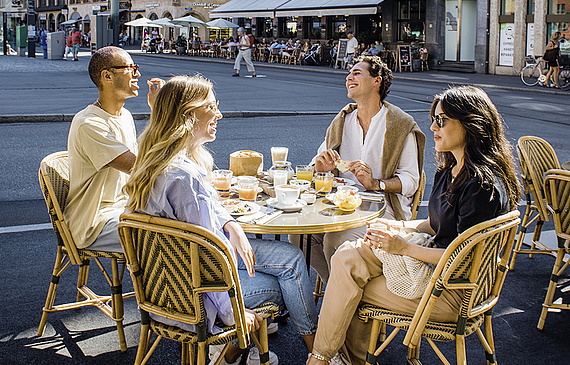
263, 18, 272, 38
398, 0, 425, 41
549, 0, 569, 14
285, 17, 297, 38
501, 0, 515, 15
331, 15, 347, 39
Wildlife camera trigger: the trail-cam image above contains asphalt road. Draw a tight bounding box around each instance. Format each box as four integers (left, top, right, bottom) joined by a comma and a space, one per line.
1, 53, 570, 364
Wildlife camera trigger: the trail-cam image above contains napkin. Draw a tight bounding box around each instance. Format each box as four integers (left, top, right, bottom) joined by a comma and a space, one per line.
236, 210, 283, 224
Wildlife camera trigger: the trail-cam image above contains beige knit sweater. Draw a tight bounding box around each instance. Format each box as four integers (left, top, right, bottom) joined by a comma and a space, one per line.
324, 102, 426, 220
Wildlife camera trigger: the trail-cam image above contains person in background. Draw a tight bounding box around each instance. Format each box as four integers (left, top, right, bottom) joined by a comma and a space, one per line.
71, 28, 82, 61
65, 31, 73, 60
544, 31, 562, 88
124, 75, 318, 365
369, 43, 379, 56
306, 85, 521, 365
232, 27, 256, 77
344, 30, 358, 69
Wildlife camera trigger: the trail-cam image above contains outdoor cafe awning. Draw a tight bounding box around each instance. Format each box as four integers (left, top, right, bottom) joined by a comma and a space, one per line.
209, 0, 382, 19
275, 0, 382, 17
209, 0, 288, 19
60, 18, 81, 26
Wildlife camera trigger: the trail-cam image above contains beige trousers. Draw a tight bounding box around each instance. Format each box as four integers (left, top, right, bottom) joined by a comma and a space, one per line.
313, 240, 463, 365
288, 225, 366, 282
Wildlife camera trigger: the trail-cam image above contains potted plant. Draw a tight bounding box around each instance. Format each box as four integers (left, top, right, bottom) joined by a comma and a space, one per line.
410, 43, 422, 71
176, 35, 187, 55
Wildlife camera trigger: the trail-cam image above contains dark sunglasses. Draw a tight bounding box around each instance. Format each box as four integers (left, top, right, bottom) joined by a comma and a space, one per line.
431, 114, 448, 128
107, 64, 139, 74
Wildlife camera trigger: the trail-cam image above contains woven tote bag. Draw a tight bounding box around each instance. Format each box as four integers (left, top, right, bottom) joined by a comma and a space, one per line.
372, 232, 435, 299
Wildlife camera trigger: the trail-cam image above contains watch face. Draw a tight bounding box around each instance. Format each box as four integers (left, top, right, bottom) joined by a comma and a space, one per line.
379, 180, 386, 191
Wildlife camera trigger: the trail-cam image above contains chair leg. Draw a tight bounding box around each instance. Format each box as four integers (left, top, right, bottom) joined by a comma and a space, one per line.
529, 220, 544, 258
538, 246, 567, 330
365, 319, 381, 365
313, 274, 324, 305
455, 335, 467, 365
76, 258, 90, 302
38, 244, 67, 336
509, 205, 532, 270
135, 325, 151, 365
251, 319, 270, 365
111, 258, 128, 352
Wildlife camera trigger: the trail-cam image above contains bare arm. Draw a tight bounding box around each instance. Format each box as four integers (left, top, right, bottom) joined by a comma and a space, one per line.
106, 150, 136, 174
223, 221, 256, 277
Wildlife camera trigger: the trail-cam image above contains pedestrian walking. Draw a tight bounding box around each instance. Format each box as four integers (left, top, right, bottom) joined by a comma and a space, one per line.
232, 27, 256, 77
65, 31, 73, 60
71, 28, 82, 61
543, 31, 562, 88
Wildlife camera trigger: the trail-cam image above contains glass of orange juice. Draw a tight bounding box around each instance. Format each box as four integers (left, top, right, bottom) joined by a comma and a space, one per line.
237, 176, 258, 201
212, 169, 233, 199
314, 172, 334, 193
296, 165, 314, 182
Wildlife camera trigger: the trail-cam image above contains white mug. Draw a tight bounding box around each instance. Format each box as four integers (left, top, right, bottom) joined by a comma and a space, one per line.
275, 184, 300, 206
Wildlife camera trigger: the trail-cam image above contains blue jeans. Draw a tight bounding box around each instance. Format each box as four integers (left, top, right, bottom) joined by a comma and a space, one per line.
237, 238, 318, 336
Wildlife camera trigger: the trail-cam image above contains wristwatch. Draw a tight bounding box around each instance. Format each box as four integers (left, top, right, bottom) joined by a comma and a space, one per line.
377, 179, 386, 191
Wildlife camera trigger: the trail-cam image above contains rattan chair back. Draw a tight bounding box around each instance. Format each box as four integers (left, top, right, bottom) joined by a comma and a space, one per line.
404, 210, 520, 352
410, 171, 426, 220
38, 151, 82, 264
118, 212, 250, 349
544, 169, 570, 244
517, 136, 560, 220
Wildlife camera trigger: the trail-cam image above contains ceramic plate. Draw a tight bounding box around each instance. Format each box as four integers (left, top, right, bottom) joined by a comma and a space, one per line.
333, 177, 356, 187
221, 200, 261, 216
266, 198, 307, 212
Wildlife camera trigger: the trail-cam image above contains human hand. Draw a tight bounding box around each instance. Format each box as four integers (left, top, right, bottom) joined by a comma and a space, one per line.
365, 226, 409, 255
147, 78, 165, 109
349, 160, 376, 190
314, 149, 340, 172
225, 221, 256, 277
244, 309, 263, 333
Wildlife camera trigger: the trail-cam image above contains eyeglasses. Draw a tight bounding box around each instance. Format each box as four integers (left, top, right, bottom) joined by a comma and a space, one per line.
107, 64, 139, 74
431, 114, 448, 128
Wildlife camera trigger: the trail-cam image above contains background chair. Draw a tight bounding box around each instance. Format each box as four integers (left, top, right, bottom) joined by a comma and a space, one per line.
358, 211, 520, 365
118, 212, 278, 365
268, 48, 280, 63
537, 169, 570, 330
313, 171, 426, 305
37, 151, 133, 352
510, 136, 560, 270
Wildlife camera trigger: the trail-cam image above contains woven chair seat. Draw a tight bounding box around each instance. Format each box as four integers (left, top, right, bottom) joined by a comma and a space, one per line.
77, 248, 126, 260
359, 303, 483, 342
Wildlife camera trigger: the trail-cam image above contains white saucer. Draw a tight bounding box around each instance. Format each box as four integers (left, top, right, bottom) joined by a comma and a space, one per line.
266, 198, 307, 212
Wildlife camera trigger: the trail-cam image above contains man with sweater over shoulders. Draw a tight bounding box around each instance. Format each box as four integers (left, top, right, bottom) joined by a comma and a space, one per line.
290, 55, 425, 282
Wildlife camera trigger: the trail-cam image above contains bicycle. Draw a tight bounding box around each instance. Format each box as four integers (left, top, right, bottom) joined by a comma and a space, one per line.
520, 56, 549, 86
521, 55, 570, 89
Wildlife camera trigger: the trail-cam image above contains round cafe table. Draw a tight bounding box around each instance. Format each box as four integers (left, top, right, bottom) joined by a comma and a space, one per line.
562, 161, 570, 171
239, 197, 386, 271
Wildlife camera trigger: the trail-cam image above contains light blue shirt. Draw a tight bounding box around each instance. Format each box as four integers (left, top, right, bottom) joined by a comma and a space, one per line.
142, 155, 236, 334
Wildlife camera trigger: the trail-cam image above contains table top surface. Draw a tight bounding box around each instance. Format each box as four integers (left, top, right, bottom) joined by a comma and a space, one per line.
238, 196, 386, 235
562, 161, 570, 170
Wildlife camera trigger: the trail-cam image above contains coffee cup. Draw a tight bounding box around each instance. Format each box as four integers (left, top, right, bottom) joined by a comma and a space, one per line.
300, 192, 316, 204
275, 184, 300, 206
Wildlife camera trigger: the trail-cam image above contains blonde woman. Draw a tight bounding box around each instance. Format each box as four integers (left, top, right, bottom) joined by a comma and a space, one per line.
124, 75, 317, 365
544, 32, 562, 88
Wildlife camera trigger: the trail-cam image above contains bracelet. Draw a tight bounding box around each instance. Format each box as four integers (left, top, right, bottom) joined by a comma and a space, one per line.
308, 352, 330, 363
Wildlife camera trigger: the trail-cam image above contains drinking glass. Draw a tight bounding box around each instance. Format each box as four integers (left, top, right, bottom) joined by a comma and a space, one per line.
314, 172, 334, 193
296, 165, 313, 182
270, 147, 289, 165
237, 176, 258, 201
212, 169, 233, 199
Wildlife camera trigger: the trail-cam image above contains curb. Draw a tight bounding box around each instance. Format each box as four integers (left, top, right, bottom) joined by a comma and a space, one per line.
0, 111, 338, 124
128, 50, 569, 96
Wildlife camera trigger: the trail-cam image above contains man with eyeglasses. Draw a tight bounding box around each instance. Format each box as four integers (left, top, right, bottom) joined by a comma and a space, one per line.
64, 46, 164, 252
290, 54, 425, 283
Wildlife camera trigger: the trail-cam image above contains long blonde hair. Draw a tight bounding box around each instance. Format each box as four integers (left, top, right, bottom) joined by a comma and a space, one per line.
124, 75, 215, 212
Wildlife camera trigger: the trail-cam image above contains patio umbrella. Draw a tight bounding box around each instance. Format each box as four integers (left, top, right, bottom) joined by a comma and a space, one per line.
125, 17, 162, 27
149, 18, 182, 28
206, 18, 239, 29
171, 15, 208, 28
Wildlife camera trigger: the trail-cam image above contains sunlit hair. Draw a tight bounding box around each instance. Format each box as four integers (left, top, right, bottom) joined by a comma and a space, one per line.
551, 31, 561, 42
353, 54, 392, 101
430, 86, 521, 210
124, 75, 215, 212
88, 46, 125, 89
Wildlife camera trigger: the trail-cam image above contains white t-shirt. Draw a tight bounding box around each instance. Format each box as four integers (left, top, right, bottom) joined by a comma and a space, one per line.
312, 108, 419, 220
64, 104, 137, 248
347, 37, 358, 54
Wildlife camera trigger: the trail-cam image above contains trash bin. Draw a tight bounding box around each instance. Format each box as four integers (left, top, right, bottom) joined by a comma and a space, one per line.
47, 31, 65, 60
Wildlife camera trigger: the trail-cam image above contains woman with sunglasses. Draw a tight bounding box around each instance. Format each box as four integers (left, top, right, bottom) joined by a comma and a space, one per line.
306, 85, 521, 365
124, 75, 317, 365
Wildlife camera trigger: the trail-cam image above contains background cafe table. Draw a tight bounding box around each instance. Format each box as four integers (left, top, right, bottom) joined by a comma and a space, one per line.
562, 161, 570, 170
238, 197, 386, 271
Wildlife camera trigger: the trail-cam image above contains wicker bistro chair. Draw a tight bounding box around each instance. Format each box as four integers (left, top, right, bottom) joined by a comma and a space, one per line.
36, 151, 134, 352
118, 213, 278, 365
268, 47, 280, 63
509, 136, 560, 270
357, 210, 520, 365
313, 171, 427, 305
537, 169, 570, 330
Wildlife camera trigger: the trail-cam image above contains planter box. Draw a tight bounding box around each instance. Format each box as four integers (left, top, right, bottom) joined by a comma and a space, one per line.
412, 59, 422, 71
177, 46, 187, 55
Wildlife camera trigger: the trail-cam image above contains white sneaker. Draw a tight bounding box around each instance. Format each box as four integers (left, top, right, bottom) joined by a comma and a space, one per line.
246, 347, 279, 365
267, 322, 278, 334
